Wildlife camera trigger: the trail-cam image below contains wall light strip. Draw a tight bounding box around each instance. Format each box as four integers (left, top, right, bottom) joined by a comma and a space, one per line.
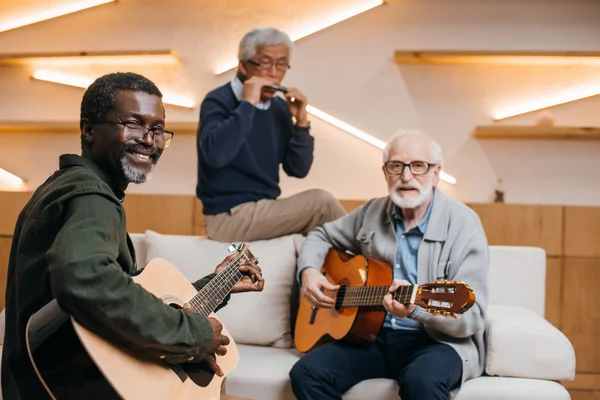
214, 0, 384, 74
0, 0, 115, 33
306, 105, 457, 184
0, 167, 26, 189
493, 83, 600, 120
32, 69, 196, 109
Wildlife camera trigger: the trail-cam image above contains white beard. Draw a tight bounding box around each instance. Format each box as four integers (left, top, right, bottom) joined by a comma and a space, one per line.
120, 154, 155, 184
389, 173, 434, 209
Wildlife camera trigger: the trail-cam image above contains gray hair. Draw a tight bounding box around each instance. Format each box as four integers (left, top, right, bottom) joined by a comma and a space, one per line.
238, 27, 294, 61
382, 130, 444, 165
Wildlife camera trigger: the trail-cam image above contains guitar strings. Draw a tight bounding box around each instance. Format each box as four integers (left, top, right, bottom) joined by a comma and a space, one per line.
339, 285, 415, 308
188, 247, 251, 317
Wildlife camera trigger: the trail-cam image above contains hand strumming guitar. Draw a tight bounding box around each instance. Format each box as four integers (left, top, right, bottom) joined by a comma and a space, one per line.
205, 317, 230, 377
213, 253, 265, 293
301, 267, 340, 309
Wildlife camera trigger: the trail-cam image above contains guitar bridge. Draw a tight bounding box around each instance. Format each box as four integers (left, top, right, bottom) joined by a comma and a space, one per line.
309, 306, 318, 325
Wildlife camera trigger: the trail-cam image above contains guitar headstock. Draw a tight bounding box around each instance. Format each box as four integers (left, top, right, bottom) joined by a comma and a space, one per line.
228, 243, 259, 265
415, 280, 476, 318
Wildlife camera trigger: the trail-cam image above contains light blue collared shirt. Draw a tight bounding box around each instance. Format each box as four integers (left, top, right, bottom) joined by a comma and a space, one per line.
230, 76, 272, 110
383, 198, 434, 330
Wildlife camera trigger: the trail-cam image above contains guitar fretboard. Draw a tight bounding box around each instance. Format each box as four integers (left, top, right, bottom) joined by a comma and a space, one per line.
338, 284, 416, 308
186, 251, 248, 317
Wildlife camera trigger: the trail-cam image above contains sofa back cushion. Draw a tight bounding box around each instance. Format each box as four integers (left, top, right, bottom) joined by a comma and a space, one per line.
143, 230, 300, 348
488, 246, 546, 317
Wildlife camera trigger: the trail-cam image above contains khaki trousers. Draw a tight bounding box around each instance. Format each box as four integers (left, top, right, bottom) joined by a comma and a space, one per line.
205, 189, 346, 242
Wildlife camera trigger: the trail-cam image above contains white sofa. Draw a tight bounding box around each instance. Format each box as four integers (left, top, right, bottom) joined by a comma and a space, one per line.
0, 230, 576, 399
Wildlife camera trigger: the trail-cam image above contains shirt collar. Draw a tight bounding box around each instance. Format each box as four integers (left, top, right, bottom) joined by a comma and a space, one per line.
231, 76, 271, 110
391, 193, 435, 234
59, 154, 126, 201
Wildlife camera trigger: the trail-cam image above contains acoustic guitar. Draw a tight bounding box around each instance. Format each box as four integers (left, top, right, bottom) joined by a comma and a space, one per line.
294, 248, 476, 353
26, 243, 256, 400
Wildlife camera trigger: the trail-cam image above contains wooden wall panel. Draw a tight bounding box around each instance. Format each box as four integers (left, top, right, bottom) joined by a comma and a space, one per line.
564, 207, 600, 257
0, 191, 32, 236
340, 200, 366, 213
468, 203, 563, 256
561, 257, 600, 373
564, 373, 600, 391
123, 194, 195, 235
545, 257, 563, 328
569, 390, 600, 400
0, 237, 12, 310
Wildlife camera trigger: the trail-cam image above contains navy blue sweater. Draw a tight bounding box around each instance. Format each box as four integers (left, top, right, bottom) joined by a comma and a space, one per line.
196, 83, 315, 215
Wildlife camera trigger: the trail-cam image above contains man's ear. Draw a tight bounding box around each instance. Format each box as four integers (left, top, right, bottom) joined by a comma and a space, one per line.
238, 60, 248, 80
80, 118, 93, 144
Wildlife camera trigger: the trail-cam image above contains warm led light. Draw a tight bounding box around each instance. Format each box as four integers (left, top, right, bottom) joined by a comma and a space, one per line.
214, 0, 384, 74
493, 83, 600, 120
306, 105, 386, 148
0, 0, 115, 33
0, 167, 26, 190
32, 69, 196, 109
306, 105, 457, 184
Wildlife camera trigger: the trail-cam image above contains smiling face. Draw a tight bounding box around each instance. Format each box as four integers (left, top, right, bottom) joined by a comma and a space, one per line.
383, 135, 441, 210
81, 89, 165, 188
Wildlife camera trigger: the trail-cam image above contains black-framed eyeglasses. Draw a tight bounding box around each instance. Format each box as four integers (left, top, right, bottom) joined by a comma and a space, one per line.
246, 58, 291, 72
384, 160, 436, 176
105, 121, 174, 148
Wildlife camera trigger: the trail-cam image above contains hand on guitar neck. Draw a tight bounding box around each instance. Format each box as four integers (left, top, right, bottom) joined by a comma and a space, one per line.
383, 279, 416, 318
181, 248, 265, 377
301, 268, 341, 308
215, 252, 265, 293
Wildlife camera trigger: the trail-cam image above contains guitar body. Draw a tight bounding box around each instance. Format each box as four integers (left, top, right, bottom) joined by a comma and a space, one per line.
27, 258, 238, 400
294, 249, 392, 353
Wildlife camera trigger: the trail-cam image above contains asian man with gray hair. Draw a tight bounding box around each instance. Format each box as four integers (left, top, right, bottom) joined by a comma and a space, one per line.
196, 27, 345, 242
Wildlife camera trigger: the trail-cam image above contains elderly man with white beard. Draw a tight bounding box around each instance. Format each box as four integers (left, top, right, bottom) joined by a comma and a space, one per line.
290, 130, 490, 400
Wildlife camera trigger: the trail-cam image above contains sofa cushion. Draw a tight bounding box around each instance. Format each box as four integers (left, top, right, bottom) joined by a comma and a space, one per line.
144, 230, 300, 348
226, 345, 570, 400
455, 376, 570, 400
485, 305, 575, 381
488, 246, 546, 316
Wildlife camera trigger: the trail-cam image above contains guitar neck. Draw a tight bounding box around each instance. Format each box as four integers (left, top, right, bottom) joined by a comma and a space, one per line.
186, 254, 246, 317
338, 284, 417, 308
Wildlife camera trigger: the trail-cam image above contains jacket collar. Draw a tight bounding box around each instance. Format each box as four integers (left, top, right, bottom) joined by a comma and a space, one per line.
59, 154, 126, 201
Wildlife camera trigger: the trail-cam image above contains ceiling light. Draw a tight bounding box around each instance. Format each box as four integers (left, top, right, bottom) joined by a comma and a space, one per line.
214, 0, 384, 74
0, 0, 115, 33
32, 69, 196, 109
306, 105, 457, 184
0, 167, 26, 190
493, 83, 600, 120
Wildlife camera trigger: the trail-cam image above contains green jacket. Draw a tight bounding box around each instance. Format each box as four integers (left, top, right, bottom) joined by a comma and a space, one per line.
1, 154, 226, 399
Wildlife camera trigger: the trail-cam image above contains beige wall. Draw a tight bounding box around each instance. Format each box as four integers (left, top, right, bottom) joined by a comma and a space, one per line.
0, 0, 599, 204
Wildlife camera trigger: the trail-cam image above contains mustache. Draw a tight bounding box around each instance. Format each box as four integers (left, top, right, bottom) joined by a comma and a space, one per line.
393, 180, 422, 191
123, 142, 159, 162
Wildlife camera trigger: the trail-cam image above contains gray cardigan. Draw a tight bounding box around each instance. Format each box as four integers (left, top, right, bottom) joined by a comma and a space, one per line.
297, 189, 489, 386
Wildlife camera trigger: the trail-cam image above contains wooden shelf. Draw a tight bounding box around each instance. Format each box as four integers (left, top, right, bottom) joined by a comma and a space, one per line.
474, 125, 600, 140
0, 121, 197, 135
394, 51, 600, 66
0, 50, 179, 66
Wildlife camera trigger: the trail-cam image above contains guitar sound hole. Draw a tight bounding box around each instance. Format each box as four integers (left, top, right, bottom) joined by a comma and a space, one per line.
335, 286, 346, 310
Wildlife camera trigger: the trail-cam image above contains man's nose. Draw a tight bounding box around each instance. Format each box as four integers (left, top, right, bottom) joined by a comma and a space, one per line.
400, 166, 413, 181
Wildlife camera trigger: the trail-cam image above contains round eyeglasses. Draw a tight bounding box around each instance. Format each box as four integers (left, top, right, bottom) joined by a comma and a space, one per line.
106, 121, 174, 148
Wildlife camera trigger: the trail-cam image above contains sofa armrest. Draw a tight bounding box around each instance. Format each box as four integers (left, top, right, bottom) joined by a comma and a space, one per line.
485, 305, 575, 381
